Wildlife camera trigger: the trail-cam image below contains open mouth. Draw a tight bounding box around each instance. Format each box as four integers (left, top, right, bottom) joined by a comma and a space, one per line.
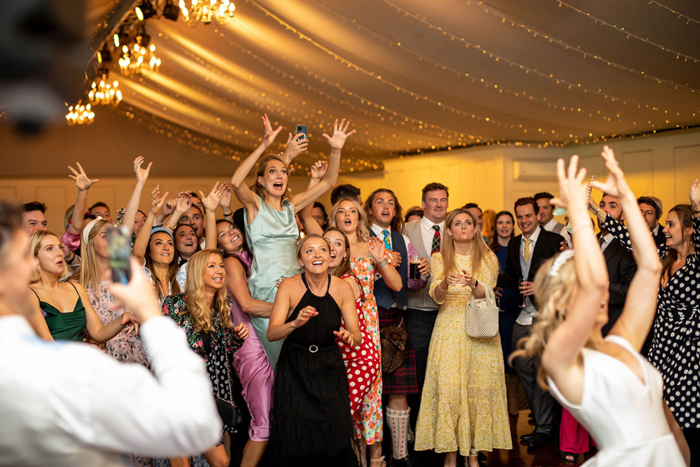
330, 253, 337, 259
184, 241, 194, 247
312, 260, 324, 266
232, 235, 240, 242
273, 182, 284, 190
344, 219, 352, 225
213, 277, 223, 283
56, 260, 64, 266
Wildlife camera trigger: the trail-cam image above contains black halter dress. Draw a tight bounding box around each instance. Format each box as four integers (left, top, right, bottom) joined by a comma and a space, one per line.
269, 274, 358, 467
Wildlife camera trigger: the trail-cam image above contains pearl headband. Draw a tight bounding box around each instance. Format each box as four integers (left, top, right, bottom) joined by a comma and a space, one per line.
549, 249, 575, 277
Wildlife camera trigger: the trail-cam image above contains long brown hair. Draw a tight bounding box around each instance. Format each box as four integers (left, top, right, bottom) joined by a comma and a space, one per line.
145, 232, 181, 302
328, 198, 371, 243
440, 209, 489, 277
661, 204, 694, 283
364, 188, 405, 233
489, 211, 515, 253
185, 249, 233, 332
254, 154, 292, 204
324, 227, 364, 301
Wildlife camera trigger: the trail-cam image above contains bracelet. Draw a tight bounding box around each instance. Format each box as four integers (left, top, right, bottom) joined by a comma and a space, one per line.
165, 222, 177, 231
377, 259, 388, 268
570, 223, 594, 235
438, 282, 448, 292
222, 210, 233, 216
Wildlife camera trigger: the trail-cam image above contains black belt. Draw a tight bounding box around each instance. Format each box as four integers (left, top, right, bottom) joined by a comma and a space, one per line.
287, 340, 336, 353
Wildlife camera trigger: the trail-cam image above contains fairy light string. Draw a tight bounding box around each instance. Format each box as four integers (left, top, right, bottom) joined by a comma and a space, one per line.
466, 1, 700, 94
555, 0, 700, 63
646, 0, 700, 26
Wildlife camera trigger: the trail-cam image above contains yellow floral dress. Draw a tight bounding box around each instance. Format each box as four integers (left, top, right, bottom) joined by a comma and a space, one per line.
415, 251, 512, 455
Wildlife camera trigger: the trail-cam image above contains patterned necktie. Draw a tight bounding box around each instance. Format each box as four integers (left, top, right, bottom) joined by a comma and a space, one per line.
524, 239, 532, 262
431, 225, 441, 254
382, 230, 391, 250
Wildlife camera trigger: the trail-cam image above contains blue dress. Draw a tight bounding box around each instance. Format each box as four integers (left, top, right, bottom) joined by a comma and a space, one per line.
245, 195, 302, 368
495, 245, 518, 374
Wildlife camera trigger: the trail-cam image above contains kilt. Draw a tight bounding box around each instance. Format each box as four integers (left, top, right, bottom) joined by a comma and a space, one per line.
378, 306, 418, 394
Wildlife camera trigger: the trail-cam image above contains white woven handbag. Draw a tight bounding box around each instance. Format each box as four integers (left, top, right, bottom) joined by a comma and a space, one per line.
465, 283, 499, 338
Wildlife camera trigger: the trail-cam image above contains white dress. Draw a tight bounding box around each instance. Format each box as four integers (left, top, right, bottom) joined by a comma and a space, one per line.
547, 335, 685, 466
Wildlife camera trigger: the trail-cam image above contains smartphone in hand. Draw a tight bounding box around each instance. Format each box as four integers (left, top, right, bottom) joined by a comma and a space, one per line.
107, 226, 132, 284
295, 124, 308, 142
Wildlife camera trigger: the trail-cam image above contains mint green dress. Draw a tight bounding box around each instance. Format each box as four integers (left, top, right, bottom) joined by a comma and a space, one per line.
245, 195, 301, 368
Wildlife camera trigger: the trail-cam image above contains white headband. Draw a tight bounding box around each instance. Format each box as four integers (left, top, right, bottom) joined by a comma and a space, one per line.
549, 249, 575, 277
82, 217, 103, 245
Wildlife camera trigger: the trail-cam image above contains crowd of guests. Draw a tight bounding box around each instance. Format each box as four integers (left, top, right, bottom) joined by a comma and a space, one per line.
3, 116, 698, 467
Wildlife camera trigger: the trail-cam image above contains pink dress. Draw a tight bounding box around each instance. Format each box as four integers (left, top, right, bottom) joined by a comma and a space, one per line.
349, 254, 391, 445
228, 253, 274, 442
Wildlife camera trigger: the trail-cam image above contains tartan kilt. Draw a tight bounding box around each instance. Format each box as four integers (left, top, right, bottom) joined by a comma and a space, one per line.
378, 306, 419, 394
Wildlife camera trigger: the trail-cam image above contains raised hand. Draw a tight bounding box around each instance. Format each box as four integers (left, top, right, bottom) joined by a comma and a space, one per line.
174, 192, 193, 215
218, 184, 232, 211
200, 182, 225, 213
590, 146, 630, 198
149, 185, 169, 215
68, 162, 99, 191
162, 198, 177, 217
550, 155, 588, 212
283, 131, 308, 165
293, 306, 318, 328
133, 156, 153, 184
310, 160, 328, 180
261, 114, 283, 148
368, 237, 386, 263
323, 118, 355, 150
690, 178, 700, 210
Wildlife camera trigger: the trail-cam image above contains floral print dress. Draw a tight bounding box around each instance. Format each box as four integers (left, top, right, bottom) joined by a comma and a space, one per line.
348, 251, 394, 445
162, 293, 243, 434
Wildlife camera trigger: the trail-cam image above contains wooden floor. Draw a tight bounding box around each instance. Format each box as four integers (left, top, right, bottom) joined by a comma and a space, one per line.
410, 410, 595, 467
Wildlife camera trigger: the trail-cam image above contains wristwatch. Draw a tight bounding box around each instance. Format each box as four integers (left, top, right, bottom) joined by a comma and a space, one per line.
471, 280, 479, 289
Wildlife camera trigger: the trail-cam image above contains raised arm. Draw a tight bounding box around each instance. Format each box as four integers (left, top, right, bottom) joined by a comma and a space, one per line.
281, 130, 309, 169
164, 194, 192, 232
122, 156, 152, 238
690, 178, 700, 252
218, 184, 234, 223
292, 119, 355, 212
298, 161, 327, 236
224, 256, 273, 318
199, 182, 225, 249
133, 186, 168, 262
541, 155, 608, 397
67, 162, 99, 237
368, 237, 403, 291
592, 147, 662, 351
231, 114, 283, 218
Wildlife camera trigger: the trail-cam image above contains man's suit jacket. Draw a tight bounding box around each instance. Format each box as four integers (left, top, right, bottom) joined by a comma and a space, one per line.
653, 224, 666, 250
499, 228, 565, 308
601, 235, 637, 335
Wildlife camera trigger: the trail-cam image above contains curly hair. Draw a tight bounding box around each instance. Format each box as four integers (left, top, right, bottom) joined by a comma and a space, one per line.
327, 198, 371, 243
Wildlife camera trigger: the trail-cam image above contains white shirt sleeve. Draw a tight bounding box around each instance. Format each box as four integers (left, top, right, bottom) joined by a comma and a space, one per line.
51, 317, 221, 458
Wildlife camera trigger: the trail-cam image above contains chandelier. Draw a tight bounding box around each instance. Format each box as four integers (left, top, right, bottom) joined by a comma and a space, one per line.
119, 35, 161, 77
88, 74, 122, 107
179, 0, 235, 26
66, 102, 95, 126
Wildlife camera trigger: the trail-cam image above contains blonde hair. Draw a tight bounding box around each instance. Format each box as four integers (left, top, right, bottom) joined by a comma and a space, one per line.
184, 249, 233, 332
29, 230, 67, 283
441, 209, 489, 277
328, 197, 370, 243
509, 253, 586, 389
254, 154, 292, 204
73, 219, 111, 288
482, 209, 496, 244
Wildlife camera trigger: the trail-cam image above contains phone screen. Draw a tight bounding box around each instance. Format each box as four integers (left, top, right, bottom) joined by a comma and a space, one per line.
295, 124, 308, 142
106, 226, 132, 284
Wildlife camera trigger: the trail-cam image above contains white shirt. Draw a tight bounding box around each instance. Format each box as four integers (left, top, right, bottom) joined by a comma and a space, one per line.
599, 232, 615, 252
542, 217, 571, 247
0, 315, 220, 467
652, 224, 661, 237
420, 216, 445, 258
516, 226, 541, 326
370, 223, 412, 253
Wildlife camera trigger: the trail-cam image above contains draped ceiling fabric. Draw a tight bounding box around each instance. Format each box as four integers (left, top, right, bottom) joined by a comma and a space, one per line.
87, 0, 700, 173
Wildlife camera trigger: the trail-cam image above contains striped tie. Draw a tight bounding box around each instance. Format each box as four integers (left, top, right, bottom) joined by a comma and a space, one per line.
431, 225, 441, 254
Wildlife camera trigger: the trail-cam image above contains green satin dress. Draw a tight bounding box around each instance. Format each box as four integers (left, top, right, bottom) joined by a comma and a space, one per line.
30, 282, 86, 342
245, 195, 301, 369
